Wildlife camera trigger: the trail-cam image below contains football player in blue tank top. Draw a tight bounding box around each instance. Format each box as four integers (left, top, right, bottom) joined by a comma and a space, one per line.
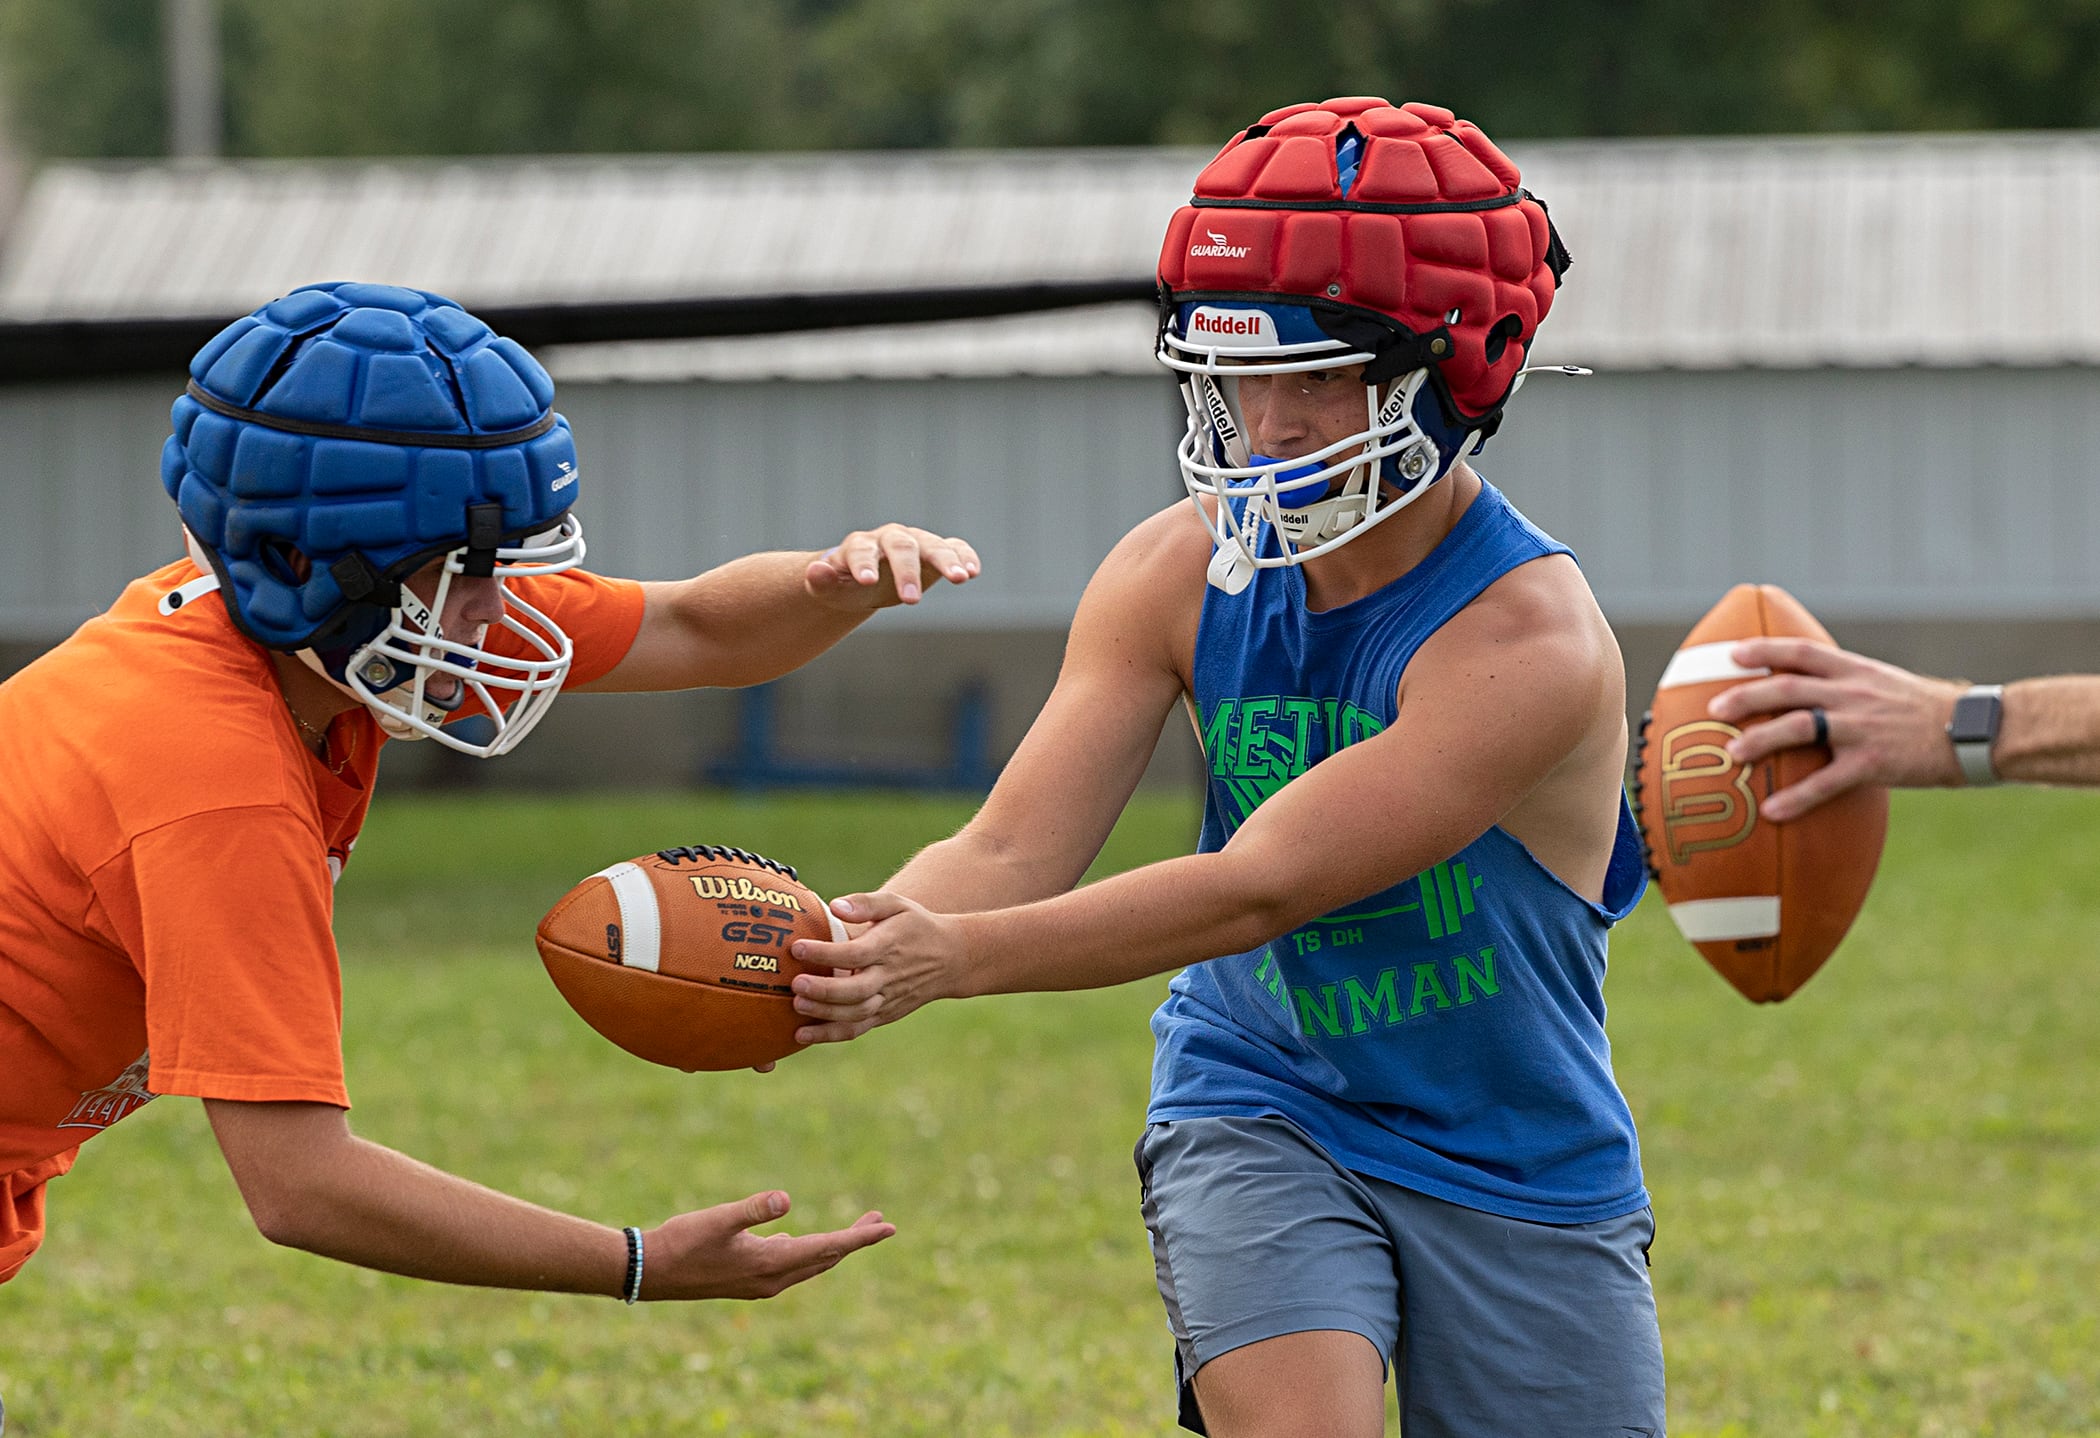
791, 100, 1666, 1437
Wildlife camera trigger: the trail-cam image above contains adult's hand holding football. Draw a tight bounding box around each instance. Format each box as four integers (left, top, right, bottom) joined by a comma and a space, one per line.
1634, 584, 1888, 1003
789, 891, 968, 1044
805, 523, 981, 610
1710, 638, 1966, 821
640, 1191, 894, 1301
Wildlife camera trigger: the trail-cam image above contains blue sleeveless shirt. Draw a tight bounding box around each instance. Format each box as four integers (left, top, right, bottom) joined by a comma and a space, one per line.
1148, 480, 1650, 1224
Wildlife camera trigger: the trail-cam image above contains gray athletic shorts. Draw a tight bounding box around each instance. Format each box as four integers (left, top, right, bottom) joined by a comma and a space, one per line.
1136, 1115, 1666, 1437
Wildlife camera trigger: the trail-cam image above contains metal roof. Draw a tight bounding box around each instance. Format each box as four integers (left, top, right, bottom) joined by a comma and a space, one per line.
0, 149, 1200, 317
1523, 131, 2100, 371
7, 132, 2100, 374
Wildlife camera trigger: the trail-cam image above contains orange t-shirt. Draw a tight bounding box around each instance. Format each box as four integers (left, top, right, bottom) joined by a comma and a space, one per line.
0, 558, 643, 1279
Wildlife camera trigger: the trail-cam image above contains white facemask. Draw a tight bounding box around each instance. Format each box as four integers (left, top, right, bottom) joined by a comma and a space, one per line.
1160, 319, 1473, 593
187, 518, 586, 759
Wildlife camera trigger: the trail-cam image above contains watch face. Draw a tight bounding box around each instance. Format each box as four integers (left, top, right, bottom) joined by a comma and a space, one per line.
1950, 691, 2002, 743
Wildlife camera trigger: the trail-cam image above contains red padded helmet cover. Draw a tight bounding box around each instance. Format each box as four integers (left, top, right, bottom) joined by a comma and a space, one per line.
1157, 99, 1565, 424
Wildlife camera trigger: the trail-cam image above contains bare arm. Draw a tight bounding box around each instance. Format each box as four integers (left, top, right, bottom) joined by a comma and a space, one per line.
790, 566, 1612, 1027
1712, 640, 2100, 820
575, 523, 980, 693
205, 1099, 892, 1300
1995, 676, 2100, 784
877, 506, 1201, 916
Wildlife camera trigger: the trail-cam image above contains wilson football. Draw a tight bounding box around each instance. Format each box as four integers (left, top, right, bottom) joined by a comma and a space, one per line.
1631, 584, 1888, 1002
535, 846, 844, 1071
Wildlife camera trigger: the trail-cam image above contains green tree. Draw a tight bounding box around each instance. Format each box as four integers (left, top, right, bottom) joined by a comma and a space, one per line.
226, 0, 807, 156
7, 0, 2100, 161
0, 0, 165, 158
801, 0, 2100, 146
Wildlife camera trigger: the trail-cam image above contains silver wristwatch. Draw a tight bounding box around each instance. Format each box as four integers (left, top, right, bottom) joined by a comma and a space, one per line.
1946, 684, 2004, 786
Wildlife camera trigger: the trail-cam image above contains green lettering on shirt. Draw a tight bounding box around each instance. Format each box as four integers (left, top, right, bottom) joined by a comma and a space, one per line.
1410, 963, 1453, 1016
1292, 983, 1346, 1038
1455, 946, 1499, 1005
1344, 968, 1403, 1034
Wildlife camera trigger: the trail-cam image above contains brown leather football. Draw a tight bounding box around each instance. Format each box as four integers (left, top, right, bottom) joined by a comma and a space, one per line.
535, 846, 844, 1071
1632, 584, 1888, 1002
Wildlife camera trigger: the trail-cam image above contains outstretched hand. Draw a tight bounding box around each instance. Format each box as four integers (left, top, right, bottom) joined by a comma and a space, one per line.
805, 524, 981, 610
643, 1191, 894, 1301
1708, 637, 1966, 822
787, 891, 969, 1045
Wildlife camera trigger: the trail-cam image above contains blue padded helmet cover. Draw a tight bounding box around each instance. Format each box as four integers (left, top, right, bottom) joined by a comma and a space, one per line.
160, 282, 579, 652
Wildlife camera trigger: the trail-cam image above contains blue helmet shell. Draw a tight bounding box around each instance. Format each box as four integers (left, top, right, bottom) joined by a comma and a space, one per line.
161, 282, 580, 652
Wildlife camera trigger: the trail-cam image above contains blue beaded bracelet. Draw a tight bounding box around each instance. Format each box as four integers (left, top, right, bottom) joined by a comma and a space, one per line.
622, 1226, 645, 1304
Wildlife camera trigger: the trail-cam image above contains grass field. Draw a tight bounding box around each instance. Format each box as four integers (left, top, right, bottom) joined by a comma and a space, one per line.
3, 786, 2098, 1436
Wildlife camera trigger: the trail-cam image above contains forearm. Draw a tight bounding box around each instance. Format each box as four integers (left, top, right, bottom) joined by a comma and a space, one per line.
1994, 676, 2100, 785
657, 552, 868, 688
951, 851, 1289, 997
888, 828, 1090, 915
253, 1129, 626, 1295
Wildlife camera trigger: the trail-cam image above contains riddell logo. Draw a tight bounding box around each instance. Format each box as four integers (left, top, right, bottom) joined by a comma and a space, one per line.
1189, 228, 1252, 258
1187, 306, 1278, 348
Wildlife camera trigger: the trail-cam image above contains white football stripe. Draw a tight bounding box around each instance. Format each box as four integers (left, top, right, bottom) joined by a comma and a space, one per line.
592, 861, 662, 973
827, 904, 849, 942
1668, 896, 1782, 943
1657, 641, 1770, 691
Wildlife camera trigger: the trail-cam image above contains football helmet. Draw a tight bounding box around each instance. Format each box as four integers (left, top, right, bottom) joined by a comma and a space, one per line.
162, 282, 586, 757
1155, 98, 1571, 590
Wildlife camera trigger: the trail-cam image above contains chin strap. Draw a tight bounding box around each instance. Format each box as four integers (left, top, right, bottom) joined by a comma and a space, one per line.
299, 583, 465, 741
1272, 476, 1373, 549
1509, 363, 1593, 402
294, 649, 424, 739
157, 569, 222, 616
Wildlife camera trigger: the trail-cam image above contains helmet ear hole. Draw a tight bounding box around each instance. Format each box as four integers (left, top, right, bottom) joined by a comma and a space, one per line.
260, 537, 313, 587
1483, 314, 1525, 364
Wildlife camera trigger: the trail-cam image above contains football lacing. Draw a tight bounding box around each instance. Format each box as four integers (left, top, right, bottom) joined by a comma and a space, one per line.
652, 845, 800, 881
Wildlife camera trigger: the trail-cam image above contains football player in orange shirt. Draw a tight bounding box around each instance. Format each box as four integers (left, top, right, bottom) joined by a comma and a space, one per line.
0, 283, 979, 1307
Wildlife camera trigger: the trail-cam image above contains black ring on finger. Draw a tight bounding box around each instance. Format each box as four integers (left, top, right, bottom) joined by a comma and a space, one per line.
1809, 706, 1830, 748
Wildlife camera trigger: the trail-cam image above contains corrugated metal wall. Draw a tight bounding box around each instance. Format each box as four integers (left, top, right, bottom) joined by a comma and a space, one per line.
555, 377, 1186, 630
1, 380, 188, 635
11, 367, 2100, 645
1495, 367, 2100, 622
0, 374, 1187, 640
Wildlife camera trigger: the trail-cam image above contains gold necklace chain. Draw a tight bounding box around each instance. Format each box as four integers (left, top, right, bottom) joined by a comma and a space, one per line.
288, 705, 352, 776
